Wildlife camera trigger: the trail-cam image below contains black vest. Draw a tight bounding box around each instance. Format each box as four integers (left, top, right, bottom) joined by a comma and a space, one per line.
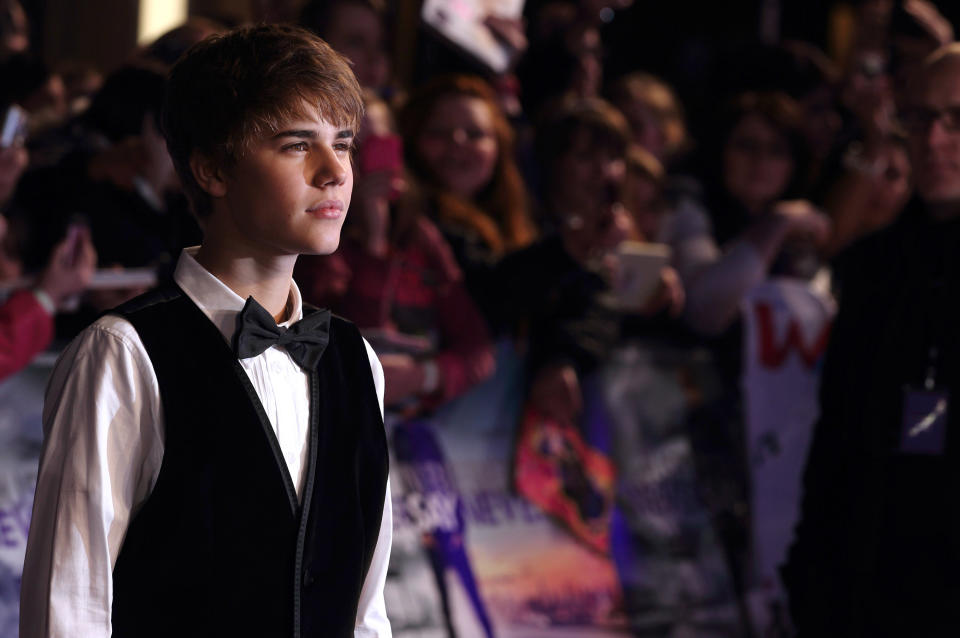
109, 285, 388, 638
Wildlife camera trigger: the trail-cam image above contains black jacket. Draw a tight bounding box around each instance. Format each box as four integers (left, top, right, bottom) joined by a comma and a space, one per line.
785, 200, 960, 637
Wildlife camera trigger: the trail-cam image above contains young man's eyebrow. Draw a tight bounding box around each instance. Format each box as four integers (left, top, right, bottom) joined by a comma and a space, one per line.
272, 128, 355, 140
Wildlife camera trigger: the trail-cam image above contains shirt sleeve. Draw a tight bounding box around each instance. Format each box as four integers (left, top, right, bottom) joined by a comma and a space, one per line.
356, 339, 393, 637
19, 316, 164, 638
682, 239, 767, 336
666, 198, 761, 336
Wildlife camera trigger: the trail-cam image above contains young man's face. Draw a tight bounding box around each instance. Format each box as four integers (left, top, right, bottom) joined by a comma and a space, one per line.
215, 110, 355, 257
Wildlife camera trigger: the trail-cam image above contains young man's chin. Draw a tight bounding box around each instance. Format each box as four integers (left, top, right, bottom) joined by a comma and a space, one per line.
302, 236, 342, 256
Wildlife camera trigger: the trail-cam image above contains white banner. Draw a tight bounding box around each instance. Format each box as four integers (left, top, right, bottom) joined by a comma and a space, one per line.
741, 274, 835, 631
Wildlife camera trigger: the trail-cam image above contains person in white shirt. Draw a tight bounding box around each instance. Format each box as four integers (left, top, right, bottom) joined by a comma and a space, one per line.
19, 24, 392, 638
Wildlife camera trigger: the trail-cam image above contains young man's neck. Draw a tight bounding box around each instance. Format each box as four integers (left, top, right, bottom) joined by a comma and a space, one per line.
195, 237, 297, 323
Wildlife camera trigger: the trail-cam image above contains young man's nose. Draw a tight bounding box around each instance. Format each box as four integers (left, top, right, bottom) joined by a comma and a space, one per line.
309, 146, 348, 188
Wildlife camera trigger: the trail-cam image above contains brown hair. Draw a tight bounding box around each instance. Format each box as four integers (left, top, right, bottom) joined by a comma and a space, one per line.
624, 144, 667, 230
626, 144, 665, 184
713, 91, 809, 198
609, 72, 689, 161
161, 23, 364, 218
534, 96, 631, 198
925, 41, 960, 71
399, 74, 535, 255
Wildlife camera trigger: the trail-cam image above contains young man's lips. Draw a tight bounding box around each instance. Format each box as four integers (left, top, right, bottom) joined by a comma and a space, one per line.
306, 200, 344, 217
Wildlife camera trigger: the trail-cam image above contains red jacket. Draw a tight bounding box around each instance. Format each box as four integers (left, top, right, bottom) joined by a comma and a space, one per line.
296, 216, 494, 409
0, 289, 54, 381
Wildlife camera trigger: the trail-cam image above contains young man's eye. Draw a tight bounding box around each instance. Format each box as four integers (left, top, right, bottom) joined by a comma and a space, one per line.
283, 141, 309, 152
334, 142, 355, 153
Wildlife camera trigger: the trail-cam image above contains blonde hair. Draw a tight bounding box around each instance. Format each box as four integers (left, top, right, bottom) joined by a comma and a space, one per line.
610, 72, 689, 162
925, 42, 960, 70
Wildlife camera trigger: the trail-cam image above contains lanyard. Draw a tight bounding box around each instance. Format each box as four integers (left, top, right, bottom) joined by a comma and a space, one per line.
925, 345, 940, 390
919, 233, 951, 390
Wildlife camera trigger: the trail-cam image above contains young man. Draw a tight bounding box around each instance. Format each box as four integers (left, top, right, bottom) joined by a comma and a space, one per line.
19, 25, 391, 638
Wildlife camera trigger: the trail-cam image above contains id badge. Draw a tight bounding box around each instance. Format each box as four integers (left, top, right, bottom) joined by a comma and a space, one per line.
899, 387, 949, 455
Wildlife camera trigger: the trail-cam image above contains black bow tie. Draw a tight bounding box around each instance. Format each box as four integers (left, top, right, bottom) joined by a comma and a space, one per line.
233, 296, 331, 371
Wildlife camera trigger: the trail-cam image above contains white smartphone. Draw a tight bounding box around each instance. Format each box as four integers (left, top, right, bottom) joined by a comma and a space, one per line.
88, 268, 158, 290
421, 0, 525, 74
361, 328, 434, 356
614, 241, 671, 310
0, 268, 157, 299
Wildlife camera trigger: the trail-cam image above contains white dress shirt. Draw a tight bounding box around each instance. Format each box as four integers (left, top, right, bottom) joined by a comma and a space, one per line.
19, 248, 392, 638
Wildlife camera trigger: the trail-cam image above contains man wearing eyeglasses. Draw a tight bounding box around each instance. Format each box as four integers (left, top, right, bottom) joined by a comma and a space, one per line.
785, 43, 960, 637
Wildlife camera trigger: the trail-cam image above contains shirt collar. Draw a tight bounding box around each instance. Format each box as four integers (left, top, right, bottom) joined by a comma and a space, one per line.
173, 246, 303, 345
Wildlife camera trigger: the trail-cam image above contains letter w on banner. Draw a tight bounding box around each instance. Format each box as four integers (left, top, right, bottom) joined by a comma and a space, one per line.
741, 274, 835, 632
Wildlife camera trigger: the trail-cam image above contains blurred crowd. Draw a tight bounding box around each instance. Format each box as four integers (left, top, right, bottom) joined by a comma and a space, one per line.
2, 0, 959, 636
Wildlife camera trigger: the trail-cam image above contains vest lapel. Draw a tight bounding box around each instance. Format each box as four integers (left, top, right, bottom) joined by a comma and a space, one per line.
228, 358, 300, 515
178, 288, 302, 516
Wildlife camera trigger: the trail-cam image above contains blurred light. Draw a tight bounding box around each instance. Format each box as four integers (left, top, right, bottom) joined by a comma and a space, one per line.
599, 7, 615, 23
138, 0, 188, 46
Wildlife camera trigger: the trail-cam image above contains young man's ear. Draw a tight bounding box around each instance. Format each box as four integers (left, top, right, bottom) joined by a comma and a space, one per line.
189, 152, 228, 198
